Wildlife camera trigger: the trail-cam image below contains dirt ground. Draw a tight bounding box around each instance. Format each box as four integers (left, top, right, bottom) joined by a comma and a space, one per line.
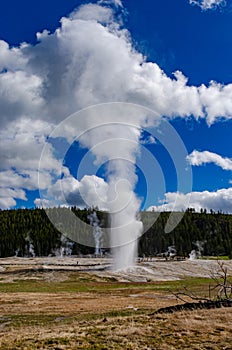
0, 257, 232, 349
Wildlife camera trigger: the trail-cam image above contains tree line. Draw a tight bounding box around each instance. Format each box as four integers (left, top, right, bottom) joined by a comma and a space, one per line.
0, 207, 231, 258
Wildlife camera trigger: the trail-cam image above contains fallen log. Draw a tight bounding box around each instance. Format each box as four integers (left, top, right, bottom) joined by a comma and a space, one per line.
151, 299, 232, 315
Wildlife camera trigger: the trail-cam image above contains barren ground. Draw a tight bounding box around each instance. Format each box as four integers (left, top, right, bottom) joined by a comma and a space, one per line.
0, 257, 232, 349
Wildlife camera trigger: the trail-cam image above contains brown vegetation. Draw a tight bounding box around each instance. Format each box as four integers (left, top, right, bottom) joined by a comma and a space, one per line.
0, 258, 232, 349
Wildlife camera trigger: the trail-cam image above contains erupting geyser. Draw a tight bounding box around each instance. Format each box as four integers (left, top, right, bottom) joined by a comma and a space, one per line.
108, 160, 143, 270
76, 104, 146, 271
41, 103, 190, 271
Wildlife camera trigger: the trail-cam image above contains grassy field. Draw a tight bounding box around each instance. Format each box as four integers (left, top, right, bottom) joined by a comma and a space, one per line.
0, 260, 232, 349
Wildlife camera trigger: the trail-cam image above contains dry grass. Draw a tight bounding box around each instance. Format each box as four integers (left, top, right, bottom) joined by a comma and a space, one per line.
0, 258, 232, 349
1, 308, 232, 349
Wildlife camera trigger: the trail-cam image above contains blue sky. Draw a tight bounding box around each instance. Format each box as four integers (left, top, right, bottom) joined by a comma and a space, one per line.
0, 0, 232, 213
2, 0, 232, 85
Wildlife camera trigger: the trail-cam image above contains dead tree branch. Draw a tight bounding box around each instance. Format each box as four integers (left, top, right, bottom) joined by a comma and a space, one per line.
153, 260, 232, 315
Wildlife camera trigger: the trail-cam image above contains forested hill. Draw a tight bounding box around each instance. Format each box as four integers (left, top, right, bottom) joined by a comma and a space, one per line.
0, 207, 231, 258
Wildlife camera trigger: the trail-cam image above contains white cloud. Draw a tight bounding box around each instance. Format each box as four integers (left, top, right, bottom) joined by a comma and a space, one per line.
1, 1, 232, 209
0, 118, 58, 172
0, 197, 17, 209
148, 187, 232, 213
98, 0, 123, 7
0, 71, 44, 125
1, 3, 232, 127
0, 187, 27, 209
189, 0, 226, 10
0, 187, 26, 201
0, 118, 62, 207
0, 40, 27, 71
0, 170, 51, 191
140, 135, 156, 145
187, 150, 232, 170
36, 174, 109, 209
198, 81, 232, 125
71, 4, 114, 23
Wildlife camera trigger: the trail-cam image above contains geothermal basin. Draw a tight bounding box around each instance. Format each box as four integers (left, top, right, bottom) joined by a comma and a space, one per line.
0, 256, 232, 283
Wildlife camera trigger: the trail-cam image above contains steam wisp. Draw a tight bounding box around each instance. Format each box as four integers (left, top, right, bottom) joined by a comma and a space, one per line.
88, 211, 103, 256
189, 240, 205, 260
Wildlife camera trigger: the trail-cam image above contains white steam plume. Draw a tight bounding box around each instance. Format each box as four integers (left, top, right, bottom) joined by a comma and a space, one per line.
74, 105, 146, 269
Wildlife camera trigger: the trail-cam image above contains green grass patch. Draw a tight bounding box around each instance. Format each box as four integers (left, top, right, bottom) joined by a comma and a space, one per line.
201, 256, 231, 261
0, 274, 213, 296
1, 307, 149, 330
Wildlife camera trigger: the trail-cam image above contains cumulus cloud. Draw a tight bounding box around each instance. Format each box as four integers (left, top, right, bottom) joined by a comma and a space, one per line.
1, 1, 232, 209
0, 197, 17, 209
187, 150, 232, 170
140, 135, 156, 145
0, 118, 58, 172
98, 0, 123, 7
198, 81, 232, 125
71, 3, 114, 23
0, 170, 51, 191
0, 70, 44, 125
0, 117, 62, 208
189, 0, 226, 10
1, 3, 232, 127
0, 187, 27, 209
148, 187, 232, 213
35, 174, 109, 209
